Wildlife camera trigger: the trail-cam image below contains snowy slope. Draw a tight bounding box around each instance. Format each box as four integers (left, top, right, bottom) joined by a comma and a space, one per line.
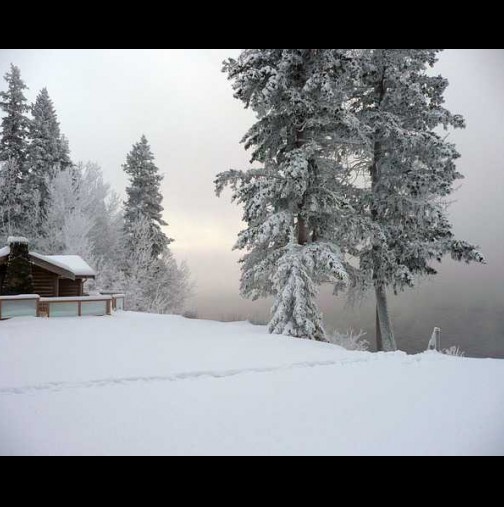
0, 312, 503, 456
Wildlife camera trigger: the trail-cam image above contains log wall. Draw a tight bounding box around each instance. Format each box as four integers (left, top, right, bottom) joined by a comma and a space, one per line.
32, 265, 58, 297
59, 279, 83, 297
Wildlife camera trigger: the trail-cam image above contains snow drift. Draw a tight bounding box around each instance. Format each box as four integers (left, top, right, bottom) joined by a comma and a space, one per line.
0, 312, 503, 456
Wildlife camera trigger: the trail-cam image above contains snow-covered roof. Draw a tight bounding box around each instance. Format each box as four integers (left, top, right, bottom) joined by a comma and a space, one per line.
0, 245, 95, 278
45, 255, 96, 278
31, 253, 96, 278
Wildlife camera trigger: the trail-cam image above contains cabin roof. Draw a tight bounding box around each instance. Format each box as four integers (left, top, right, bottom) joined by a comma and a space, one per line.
38, 254, 96, 278
0, 246, 96, 279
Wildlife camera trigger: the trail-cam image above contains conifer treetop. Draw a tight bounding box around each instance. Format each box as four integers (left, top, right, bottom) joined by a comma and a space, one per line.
123, 135, 171, 258
0, 64, 30, 163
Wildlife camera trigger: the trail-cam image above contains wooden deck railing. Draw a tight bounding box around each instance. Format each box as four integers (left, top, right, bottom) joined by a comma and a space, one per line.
0, 295, 40, 320
39, 296, 112, 318
0, 294, 125, 320
100, 292, 126, 311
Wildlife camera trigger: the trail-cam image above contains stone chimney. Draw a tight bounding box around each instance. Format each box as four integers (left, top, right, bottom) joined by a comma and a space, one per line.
3, 237, 34, 295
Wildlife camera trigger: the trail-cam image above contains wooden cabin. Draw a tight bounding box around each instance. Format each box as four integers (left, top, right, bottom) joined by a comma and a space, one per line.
0, 239, 96, 298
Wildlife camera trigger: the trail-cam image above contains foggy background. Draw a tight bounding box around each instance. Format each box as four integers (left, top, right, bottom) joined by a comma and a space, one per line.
0, 49, 502, 358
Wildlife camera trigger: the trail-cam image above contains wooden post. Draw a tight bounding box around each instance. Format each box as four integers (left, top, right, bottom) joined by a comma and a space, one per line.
428, 327, 441, 351
78, 301, 82, 317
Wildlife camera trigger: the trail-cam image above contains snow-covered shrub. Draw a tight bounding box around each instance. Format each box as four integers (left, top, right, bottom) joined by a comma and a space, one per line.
442, 346, 465, 357
328, 329, 369, 351
121, 216, 191, 315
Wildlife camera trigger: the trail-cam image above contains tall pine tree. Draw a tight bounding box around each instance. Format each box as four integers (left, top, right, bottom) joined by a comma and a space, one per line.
343, 49, 485, 351
0, 64, 30, 164
0, 64, 31, 237
217, 49, 484, 348
216, 49, 359, 341
123, 136, 171, 258
27, 88, 72, 212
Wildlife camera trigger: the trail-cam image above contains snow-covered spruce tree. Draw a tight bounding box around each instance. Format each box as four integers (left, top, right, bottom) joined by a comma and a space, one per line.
0, 65, 31, 236
344, 49, 485, 351
26, 88, 72, 213
0, 159, 42, 242
0, 160, 22, 238
0, 65, 30, 164
121, 139, 190, 313
216, 49, 360, 341
123, 136, 171, 258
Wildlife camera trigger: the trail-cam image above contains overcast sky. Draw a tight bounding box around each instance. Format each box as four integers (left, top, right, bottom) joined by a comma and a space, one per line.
1, 49, 503, 352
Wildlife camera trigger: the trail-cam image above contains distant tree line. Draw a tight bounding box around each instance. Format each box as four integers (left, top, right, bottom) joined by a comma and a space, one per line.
0, 64, 190, 314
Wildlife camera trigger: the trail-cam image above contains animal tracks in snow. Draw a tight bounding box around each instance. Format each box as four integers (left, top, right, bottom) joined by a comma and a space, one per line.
0, 356, 382, 396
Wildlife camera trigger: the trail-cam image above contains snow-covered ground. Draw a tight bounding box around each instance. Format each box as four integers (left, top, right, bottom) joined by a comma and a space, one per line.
0, 312, 503, 456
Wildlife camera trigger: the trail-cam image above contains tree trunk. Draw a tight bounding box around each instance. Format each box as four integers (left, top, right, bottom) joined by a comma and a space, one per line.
295, 115, 311, 247
370, 58, 397, 352
297, 215, 310, 245
375, 284, 396, 352
375, 306, 383, 351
